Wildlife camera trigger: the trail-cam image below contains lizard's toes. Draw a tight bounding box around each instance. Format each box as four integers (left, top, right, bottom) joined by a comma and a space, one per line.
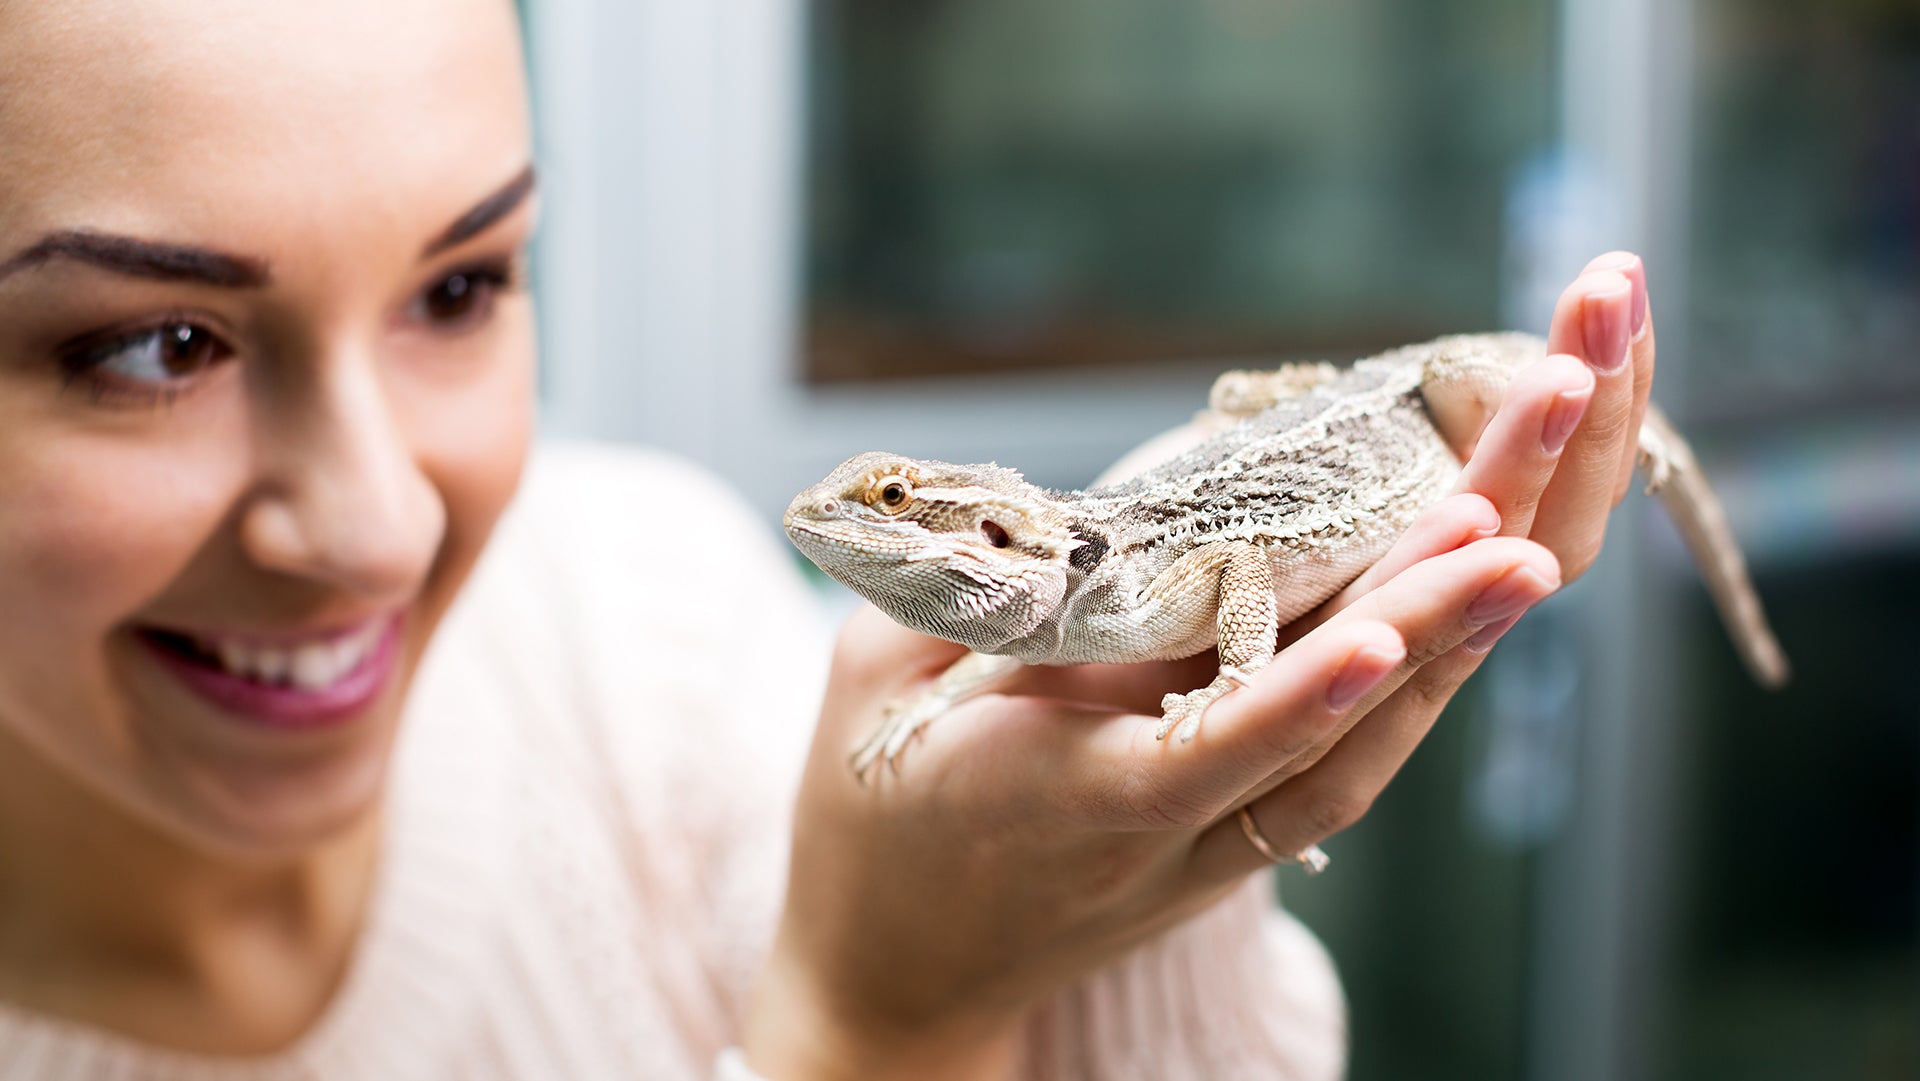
880, 716, 924, 766
1154, 692, 1185, 740
852, 744, 879, 787
851, 692, 951, 780
1156, 685, 1229, 743
1156, 692, 1204, 741
850, 712, 909, 781
849, 738, 884, 782
1176, 688, 1222, 742
1175, 708, 1207, 743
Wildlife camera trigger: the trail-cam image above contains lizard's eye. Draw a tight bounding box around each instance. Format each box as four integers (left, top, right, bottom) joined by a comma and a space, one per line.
870, 475, 913, 513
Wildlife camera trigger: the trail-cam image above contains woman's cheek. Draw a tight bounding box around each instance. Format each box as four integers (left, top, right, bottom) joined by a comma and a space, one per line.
393, 318, 535, 617
0, 435, 237, 723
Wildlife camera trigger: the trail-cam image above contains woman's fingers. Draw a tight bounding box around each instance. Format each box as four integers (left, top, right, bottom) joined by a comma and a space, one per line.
1184, 547, 1560, 885
1247, 360, 1590, 783
1277, 492, 1501, 648
1592, 252, 1656, 503
1190, 635, 1499, 883
1291, 356, 1588, 642
1451, 354, 1595, 538
1531, 259, 1644, 580
1252, 540, 1562, 789
1041, 537, 1560, 836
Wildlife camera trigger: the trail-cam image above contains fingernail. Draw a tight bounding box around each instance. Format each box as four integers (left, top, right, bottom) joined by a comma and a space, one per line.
1464, 613, 1524, 654
1326, 644, 1403, 712
1467, 498, 1503, 539
1466, 566, 1555, 625
1626, 263, 1648, 338
1540, 377, 1594, 455
1582, 288, 1631, 375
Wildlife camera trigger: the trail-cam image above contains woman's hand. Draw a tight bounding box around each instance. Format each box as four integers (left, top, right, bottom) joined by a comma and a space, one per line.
745, 254, 1655, 1081
1226, 250, 1654, 836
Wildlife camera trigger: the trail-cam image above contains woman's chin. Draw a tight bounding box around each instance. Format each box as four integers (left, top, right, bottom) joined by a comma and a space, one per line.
149, 721, 401, 866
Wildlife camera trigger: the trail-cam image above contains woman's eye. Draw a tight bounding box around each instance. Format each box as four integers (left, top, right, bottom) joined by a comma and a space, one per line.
66, 321, 231, 385
412, 264, 512, 330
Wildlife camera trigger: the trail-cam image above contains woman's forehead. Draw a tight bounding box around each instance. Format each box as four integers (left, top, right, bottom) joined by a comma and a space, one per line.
0, 0, 529, 251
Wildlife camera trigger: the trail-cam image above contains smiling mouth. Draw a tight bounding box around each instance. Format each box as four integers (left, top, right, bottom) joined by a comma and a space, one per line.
135, 617, 404, 730
141, 620, 388, 690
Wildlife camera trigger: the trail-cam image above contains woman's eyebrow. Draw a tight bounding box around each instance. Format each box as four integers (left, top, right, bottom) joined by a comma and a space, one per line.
422, 163, 537, 258
0, 231, 270, 287
0, 164, 537, 286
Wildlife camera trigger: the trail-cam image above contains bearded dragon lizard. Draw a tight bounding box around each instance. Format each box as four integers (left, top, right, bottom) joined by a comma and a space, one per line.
784, 333, 1788, 779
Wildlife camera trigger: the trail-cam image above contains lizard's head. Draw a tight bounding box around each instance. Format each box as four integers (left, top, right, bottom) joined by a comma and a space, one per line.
784, 451, 1080, 654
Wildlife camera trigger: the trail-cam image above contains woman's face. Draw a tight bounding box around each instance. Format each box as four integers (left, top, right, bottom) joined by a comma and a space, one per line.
0, 1, 536, 861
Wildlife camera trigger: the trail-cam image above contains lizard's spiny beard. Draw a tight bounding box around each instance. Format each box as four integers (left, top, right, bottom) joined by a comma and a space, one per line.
862, 553, 1067, 653
787, 514, 1070, 653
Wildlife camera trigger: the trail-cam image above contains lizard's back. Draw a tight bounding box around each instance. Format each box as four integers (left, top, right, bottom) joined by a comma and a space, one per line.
1056, 329, 1785, 687
1066, 347, 1465, 632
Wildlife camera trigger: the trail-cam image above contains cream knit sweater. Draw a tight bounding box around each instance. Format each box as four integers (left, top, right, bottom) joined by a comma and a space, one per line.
0, 445, 1345, 1080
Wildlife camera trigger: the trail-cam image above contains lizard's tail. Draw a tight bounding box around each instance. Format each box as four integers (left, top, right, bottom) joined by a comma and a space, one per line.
1637, 406, 1791, 688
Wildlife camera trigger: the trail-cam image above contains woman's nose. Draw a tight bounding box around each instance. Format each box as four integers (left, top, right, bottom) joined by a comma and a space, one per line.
238, 350, 444, 600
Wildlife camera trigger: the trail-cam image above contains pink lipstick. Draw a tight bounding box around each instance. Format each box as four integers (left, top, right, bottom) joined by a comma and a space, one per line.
138, 616, 402, 731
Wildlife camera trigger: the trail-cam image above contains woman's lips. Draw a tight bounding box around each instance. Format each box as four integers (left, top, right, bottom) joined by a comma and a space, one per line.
137, 616, 403, 731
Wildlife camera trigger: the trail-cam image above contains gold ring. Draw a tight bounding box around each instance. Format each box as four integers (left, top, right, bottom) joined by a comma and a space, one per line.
1236, 806, 1330, 874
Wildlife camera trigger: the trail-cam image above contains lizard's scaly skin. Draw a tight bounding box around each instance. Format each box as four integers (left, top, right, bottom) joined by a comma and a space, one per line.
785, 333, 1788, 778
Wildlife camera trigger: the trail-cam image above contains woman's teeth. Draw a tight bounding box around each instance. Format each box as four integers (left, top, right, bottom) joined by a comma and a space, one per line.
202, 622, 384, 691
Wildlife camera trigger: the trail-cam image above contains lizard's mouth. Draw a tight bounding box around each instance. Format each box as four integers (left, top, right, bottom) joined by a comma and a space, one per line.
785, 513, 911, 543
784, 517, 922, 566
782, 518, 847, 550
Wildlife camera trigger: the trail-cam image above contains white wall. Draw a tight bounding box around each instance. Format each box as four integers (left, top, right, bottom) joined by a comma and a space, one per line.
523, 0, 1222, 524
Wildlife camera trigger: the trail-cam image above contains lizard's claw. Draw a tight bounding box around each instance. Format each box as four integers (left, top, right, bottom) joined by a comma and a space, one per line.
1155, 666, 1259, 743
1155, 687, 1220, 743
847, 653, 1026, 782
850, 689, 950, 781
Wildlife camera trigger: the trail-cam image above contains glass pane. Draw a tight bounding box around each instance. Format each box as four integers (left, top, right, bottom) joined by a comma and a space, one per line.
1665, 1, 1920, 1076
1665, 553, 1920, 1080
1686, 0, 1920, 416
804, 0, 1554, 381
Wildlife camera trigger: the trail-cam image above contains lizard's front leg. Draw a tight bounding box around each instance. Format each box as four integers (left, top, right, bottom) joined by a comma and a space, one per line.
852, 650, 1024, 779
1152, 542, 1279, 742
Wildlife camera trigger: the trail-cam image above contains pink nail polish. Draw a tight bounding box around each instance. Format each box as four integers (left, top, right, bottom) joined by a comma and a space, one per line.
1326, 646, 1399, 712
1464, 613, 1523, 654
1582, 292, 1631, 374
1541, 385, 1591, 455
1466, 567, 1554, 625
1626, 264, 1648, 338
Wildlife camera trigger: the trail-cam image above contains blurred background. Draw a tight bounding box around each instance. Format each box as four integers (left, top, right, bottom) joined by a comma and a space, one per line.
518, 1, 1918, 1078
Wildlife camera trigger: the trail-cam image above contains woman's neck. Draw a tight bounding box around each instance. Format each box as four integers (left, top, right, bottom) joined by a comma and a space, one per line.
0, 727, 383, 1056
